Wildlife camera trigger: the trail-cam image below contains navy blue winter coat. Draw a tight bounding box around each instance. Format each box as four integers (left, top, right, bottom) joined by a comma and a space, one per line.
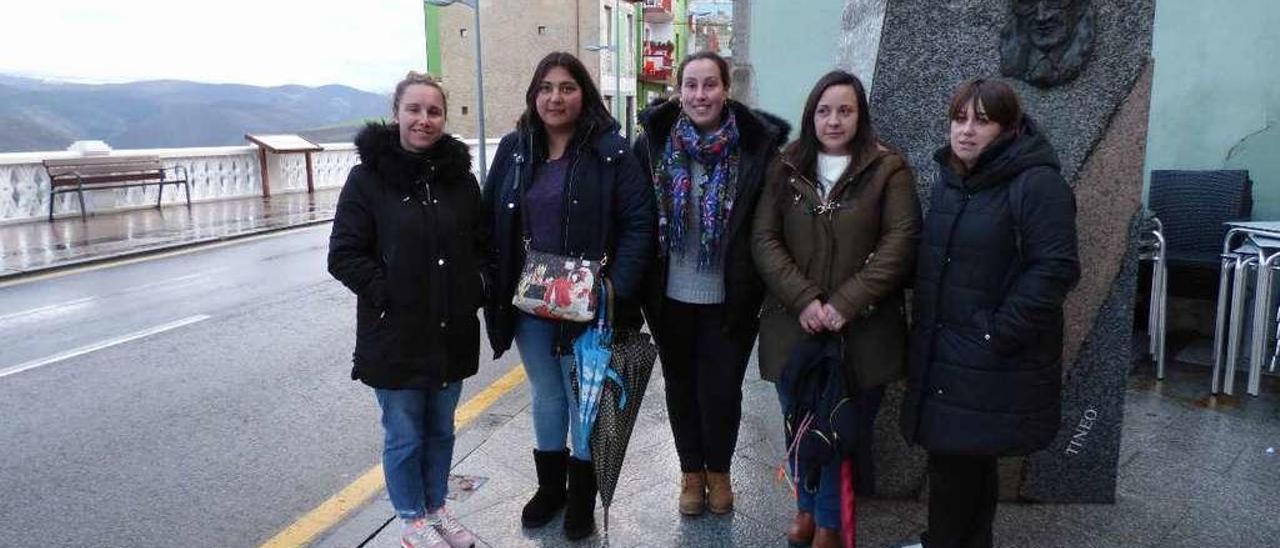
901, 117, 1080, 456
481, 120, 656, 358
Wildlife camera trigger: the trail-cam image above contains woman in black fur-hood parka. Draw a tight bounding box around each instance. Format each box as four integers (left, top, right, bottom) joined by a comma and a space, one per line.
328, 78, 487, 391
327, 72, 485, 546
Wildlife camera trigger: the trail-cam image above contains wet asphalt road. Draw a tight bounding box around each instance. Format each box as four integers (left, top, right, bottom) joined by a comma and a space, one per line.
0, 224, 519, 547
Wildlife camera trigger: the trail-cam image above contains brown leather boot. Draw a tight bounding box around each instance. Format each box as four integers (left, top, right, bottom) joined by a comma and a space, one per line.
812, 526, 841, 548
786, 511, 815, 546
678, 471, 706, 515
705, 471, 734, 514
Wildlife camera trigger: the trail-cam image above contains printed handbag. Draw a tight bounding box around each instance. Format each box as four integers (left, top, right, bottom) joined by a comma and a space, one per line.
512, 245, 605, 323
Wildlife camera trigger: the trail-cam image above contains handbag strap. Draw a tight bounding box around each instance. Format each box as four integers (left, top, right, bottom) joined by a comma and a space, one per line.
596, 277, 615, 329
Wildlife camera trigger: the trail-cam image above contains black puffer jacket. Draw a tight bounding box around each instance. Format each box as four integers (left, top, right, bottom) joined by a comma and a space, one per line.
901, 117, 1080, 456
328, 124, 485, 389
633, 98, 789, 342
481, 120, 656, 358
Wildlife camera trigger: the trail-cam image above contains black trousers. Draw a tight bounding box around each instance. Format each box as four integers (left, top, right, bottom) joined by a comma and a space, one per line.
655, 298, 755, 473
923, 452, 999, 548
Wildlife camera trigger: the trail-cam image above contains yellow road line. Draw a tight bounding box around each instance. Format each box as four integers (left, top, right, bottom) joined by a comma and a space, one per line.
260, 364, 528, 548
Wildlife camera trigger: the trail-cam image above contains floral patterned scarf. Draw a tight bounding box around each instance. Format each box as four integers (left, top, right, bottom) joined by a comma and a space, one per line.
655, 111, 740, 269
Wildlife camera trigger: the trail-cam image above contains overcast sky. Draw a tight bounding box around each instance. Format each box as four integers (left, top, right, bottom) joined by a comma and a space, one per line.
0, 0, 428, 92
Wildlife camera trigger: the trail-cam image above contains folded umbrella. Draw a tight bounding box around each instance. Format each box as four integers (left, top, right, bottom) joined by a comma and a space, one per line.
571, 280, 616, 458
572, 321, 612, 457
589, 327, 658, 533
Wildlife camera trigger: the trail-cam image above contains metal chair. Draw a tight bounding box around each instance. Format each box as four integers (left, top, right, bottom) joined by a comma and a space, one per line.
1245, 238, 1280, 395
1139, 214, 1168, 377
1144, 170, 1252, 382
1212, 233, 1280, 396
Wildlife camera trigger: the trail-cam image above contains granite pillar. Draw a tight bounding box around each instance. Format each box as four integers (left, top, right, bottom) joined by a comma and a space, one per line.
837, 0, 889, 89
862, 0, 1155, 502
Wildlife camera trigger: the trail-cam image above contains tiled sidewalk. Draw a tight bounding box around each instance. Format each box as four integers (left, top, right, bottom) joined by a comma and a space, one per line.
316, 355, 1280, 548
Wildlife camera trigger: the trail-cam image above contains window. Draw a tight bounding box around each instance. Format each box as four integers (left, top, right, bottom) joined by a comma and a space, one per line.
462, 106, 469, 115
604, 6, 613, 44
537, 25, 547, 35
459, 28, 468, 38
626, 13, 634, 54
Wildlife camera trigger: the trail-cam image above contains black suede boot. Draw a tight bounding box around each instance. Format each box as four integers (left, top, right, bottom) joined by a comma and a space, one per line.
563, 457, 597, 540
521, 449, 569, 528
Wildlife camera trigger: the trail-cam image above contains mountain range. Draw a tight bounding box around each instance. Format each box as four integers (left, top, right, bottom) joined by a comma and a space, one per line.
0, 74, 391, 153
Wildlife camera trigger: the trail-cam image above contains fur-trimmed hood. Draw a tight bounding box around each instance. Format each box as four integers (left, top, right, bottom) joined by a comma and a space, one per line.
353, 122, 474, 190
636, 97, 791, 152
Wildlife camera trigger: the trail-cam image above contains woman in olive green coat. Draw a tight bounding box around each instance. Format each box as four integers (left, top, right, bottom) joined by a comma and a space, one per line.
751, 70, 921, 547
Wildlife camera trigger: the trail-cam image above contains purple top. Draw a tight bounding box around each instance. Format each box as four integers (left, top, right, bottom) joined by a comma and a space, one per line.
524, 156, 570, 252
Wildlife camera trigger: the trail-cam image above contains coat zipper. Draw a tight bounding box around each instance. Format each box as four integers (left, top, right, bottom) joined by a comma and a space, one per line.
420, 166, 449, 327
559, 124, 594, 257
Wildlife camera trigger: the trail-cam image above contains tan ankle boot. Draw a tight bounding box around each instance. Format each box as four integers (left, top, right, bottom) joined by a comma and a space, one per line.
705, 471, 734, 514
786, 511, 815, 545
812, 526, 841, 548
678, 471, 706, 515
680, 473, 711, 514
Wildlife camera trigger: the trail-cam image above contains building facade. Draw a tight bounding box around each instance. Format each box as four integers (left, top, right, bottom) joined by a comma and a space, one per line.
425, 0, 640, 140
637, 0, 688, 109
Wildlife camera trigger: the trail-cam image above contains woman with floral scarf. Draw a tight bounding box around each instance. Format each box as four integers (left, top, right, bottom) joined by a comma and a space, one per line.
634, 51, 789, 517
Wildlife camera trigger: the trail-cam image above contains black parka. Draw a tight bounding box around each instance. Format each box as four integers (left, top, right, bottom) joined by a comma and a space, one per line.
328, 124, 486, 389
481, 120, 656, 358
901, 117, 1080, 456
633, 98, 789, 343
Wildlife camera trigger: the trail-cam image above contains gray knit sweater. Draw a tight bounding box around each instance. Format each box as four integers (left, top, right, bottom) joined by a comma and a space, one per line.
665, 163, 726, 304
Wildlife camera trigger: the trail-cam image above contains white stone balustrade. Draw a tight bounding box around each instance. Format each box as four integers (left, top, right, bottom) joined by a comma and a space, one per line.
0, 138, 499, 224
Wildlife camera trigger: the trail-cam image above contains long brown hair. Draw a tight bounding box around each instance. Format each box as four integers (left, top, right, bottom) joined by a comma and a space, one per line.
782, 70, 879, 181
516, 52, 614, 146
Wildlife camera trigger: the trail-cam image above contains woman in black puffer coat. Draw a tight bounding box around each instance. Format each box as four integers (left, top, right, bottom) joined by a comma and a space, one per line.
327, 72, 482, 548
900, 79, 1079, 548
481, 52, 655, 541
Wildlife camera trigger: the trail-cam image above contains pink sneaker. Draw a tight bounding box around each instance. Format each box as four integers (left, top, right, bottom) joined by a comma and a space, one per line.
401, 518, 448, 548
429, 507, 476, 548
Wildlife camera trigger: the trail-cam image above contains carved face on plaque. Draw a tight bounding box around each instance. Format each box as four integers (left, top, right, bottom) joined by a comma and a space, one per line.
1000, 0, 1096, 87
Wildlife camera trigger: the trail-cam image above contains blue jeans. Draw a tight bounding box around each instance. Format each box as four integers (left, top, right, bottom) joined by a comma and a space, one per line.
776, 385, 841, 529
514, 314, 590, 460
375, 383, 463, 520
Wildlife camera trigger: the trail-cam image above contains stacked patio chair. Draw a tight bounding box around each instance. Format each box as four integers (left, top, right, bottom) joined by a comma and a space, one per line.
1143, 169, 1251, 382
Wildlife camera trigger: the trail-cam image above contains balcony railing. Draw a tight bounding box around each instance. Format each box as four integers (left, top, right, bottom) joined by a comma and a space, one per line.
643, 0, 674, 23
0, 139, 498, 224
642, 40, 676, 83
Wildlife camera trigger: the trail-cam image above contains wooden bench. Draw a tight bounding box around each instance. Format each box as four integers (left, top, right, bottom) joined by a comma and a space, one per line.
42, 155, 191, 221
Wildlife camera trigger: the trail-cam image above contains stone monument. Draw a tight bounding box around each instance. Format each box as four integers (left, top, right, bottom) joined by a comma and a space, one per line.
844, 0, 1155, 503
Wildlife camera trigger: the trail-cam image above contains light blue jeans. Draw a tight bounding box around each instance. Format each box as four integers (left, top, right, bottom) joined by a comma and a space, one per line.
374, 383, 463, 520
514, 313, 590, 460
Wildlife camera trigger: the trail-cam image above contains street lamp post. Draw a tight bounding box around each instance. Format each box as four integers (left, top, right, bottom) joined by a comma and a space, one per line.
424, 0, 487, 183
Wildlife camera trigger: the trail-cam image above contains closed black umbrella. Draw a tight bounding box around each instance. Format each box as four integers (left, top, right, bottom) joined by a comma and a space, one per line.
588, 328, 658, 533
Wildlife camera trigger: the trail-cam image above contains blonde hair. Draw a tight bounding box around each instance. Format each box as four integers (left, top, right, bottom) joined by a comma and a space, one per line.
393, 71, 448, 115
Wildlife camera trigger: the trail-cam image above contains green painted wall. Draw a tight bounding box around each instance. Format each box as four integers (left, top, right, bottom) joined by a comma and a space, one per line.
423, 4, 443, 77
747, 0, 844, 131
1145, 0, 1280, 217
